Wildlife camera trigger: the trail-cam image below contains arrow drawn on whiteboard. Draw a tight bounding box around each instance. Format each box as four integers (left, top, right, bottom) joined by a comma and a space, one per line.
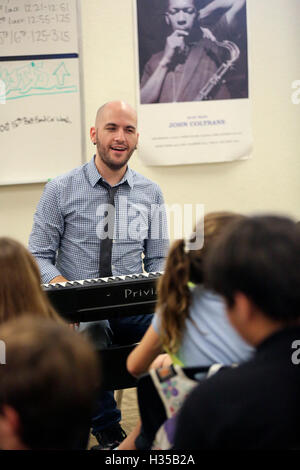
53, 62, 71, 87
0, 60, 78, 101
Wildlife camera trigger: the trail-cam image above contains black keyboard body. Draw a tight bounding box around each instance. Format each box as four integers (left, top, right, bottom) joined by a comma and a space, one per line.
43, 272, 162, 322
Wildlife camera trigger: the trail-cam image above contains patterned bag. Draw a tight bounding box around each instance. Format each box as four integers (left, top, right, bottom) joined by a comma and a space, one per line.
150, 363, 224, 450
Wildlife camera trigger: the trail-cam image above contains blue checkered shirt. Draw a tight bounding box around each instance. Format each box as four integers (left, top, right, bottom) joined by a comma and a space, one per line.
29, 157, 169, 283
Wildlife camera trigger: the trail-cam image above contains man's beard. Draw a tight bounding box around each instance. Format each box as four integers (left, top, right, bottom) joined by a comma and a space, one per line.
96, 138, 135, 171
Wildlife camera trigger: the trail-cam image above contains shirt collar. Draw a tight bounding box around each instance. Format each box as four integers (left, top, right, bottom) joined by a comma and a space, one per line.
87, 156, 134, 189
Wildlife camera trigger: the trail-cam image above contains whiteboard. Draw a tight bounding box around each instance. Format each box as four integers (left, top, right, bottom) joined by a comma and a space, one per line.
0, 0, 84, 185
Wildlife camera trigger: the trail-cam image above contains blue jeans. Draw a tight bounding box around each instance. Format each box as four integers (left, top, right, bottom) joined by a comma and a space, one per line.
79, 314, 153, 433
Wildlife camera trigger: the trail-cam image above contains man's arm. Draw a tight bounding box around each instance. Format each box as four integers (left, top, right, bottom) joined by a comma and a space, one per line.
28, 180, 67, 284
140, 60, 170, 104
143, 186, 169, 273
140, 30, 188, 104
199, 0, 246, 27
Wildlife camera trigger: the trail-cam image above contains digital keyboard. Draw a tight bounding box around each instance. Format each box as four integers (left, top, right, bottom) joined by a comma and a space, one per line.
43, 272, 162, 323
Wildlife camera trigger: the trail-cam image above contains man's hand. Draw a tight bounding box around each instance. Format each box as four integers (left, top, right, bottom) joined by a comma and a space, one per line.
49, 275, 79, 329
201, 27, 217, 42
161, 30, 189, 66
49, 275, 68, 284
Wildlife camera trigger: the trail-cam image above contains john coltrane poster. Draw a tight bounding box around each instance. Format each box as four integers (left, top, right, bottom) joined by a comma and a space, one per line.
134, 0, 252, 166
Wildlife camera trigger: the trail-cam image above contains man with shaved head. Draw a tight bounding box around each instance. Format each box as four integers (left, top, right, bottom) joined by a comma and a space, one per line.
29, 101, 169, 449
92, 101, 139, 178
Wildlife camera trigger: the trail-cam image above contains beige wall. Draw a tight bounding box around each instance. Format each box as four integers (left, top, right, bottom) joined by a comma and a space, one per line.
1, 0, 300, 245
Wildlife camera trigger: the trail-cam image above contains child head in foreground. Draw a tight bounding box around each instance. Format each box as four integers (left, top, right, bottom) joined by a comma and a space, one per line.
0, 315, 99, 450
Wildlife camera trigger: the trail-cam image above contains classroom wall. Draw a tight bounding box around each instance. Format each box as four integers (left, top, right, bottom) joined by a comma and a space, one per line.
0, 0, 299, 245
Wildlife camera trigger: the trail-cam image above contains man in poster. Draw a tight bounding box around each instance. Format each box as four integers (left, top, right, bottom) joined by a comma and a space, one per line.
139, 0, 247, 104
